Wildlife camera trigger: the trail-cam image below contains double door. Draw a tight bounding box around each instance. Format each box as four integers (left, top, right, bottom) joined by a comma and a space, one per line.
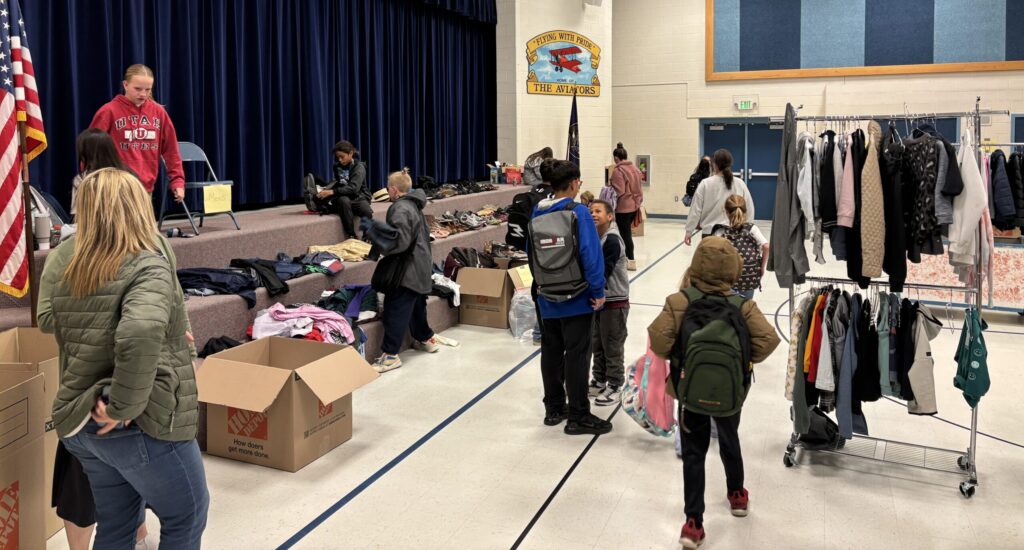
700, 121, 782, 221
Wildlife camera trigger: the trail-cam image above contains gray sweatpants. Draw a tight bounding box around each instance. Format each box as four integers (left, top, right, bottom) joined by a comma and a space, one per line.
591, 306, 629, 388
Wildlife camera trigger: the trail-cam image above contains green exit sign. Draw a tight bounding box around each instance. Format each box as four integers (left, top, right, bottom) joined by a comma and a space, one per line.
734, 96, 759, 112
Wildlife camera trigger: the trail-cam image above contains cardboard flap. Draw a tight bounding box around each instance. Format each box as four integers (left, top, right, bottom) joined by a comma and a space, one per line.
197, 360, 290, 412
456, 267, 509, 298
508, 265, 533, 290
295, 347, 378, 404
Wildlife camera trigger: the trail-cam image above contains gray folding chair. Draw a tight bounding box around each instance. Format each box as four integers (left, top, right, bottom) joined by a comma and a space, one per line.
158, 141, 240, 234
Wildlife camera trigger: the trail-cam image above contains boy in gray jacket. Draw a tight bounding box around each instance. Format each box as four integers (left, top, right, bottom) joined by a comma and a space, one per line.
588, 199, 630, 405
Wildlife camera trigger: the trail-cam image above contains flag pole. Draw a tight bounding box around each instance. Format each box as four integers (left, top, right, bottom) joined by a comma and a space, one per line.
17, 119, 38, 327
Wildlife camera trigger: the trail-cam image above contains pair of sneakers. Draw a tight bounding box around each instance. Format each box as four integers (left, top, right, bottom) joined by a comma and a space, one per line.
587, 380, 621, 407
372, 334, 461, 373
543, 407, 613, 436
679, 489, 749, 549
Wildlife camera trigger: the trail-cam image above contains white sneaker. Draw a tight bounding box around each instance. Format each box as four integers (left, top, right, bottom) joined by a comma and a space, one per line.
595, 385, 621, 406
432, 334, 460, 348
588, 380, 606, 398
373, 354, 403, 373
627, 260, 638, 271
413, 338, 440, 353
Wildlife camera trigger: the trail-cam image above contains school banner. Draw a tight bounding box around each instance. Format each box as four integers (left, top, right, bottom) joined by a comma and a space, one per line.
525, 30, 601, 97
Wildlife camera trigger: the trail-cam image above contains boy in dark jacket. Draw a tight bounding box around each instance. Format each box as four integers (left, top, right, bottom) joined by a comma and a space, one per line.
587, 199, 630, 406
531, 160, 611, 435
306, 140, 374, 239
647, 237, 781, 549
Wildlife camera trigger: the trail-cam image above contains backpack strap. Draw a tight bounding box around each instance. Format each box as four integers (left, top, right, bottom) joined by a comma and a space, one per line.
681, 287, 705, 304
726, 294, 746, 309
562, 200, 578, 212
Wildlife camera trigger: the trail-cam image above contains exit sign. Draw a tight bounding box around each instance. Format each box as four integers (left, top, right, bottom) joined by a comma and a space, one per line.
733, 95, 759, 113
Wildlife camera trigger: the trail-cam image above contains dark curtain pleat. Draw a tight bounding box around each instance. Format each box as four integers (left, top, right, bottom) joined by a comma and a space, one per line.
24, 0, 497, 209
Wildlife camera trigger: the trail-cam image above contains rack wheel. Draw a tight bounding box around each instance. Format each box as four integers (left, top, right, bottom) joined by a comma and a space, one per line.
783, 453, 796, 468
957, 455, 970, 471
959, 481, 977, 498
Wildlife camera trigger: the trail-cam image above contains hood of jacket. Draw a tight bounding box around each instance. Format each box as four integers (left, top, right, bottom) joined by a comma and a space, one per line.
916, 303, 943, 341
536, 196, 575, 213
680, 236, 741, 295
396, 189, 428, 210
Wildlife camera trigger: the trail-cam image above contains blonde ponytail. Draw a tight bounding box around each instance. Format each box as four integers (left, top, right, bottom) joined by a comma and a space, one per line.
724, 194, 748, 228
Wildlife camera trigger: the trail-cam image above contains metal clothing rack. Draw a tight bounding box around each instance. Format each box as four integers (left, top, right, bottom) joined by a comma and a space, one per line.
780, 98, 1005, 498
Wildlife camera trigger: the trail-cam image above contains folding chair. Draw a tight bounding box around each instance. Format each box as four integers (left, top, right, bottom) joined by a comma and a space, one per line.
158, 141, 240, 234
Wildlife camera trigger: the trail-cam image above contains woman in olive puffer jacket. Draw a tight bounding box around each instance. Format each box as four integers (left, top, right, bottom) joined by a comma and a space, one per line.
38, 168, 209, 550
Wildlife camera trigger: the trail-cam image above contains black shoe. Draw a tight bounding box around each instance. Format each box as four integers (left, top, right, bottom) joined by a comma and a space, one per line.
564, 413, 613, 435
543, 408, 568, 426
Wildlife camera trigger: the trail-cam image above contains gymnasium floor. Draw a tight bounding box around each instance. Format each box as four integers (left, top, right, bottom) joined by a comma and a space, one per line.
47, 220, 1024, 549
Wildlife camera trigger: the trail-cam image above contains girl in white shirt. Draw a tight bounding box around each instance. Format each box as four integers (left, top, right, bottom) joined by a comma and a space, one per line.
684, 149, 754, 244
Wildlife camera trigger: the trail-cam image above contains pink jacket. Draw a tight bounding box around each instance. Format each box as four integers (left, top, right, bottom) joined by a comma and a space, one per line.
610, 160, 644, 213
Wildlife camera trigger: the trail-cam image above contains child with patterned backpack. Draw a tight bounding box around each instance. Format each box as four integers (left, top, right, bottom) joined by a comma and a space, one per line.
712, 195, 769, 299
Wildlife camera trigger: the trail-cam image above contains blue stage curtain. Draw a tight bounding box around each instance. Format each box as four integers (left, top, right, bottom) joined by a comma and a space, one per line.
24, 0, 496, 209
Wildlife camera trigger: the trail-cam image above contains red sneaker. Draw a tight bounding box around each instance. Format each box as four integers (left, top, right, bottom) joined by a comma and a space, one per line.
728, 488, 749, 517
679, 518, 705, 549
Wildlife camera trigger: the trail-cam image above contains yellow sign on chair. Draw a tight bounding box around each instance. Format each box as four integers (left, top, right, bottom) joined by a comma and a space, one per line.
203, 185, 232, 214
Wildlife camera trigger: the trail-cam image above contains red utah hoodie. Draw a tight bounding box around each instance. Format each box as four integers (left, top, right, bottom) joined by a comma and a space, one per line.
90, 95, 184, 193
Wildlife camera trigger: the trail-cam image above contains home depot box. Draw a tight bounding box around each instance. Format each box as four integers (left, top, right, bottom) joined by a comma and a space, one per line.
0, 327, 62, 538
196, 338, 378, 472
0, 370, 46, 550
456, 266, 531, 329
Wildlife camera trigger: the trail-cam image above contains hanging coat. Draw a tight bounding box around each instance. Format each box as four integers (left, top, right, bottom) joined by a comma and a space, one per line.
949, 142, 987, 269
768, 103, 810, 287
954, 308, 990, 409
860, 122, 886, 278
907, 303, 942, 415
844, 130, 870, 288
838, 294, 869, 439
990, 150, 1016, 230
1006, 152, 1024, 228
880, 127, 907, 292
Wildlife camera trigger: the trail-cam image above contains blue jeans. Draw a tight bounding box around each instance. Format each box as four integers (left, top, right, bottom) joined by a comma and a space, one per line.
736, 289, 755, 300
63, 422, 209, 550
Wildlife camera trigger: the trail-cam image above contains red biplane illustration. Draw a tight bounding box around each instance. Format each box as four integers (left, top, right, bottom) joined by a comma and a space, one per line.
549, 46, 582, 73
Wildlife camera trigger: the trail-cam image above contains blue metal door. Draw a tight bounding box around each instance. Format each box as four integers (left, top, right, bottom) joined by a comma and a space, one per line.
745, 123, 783, 220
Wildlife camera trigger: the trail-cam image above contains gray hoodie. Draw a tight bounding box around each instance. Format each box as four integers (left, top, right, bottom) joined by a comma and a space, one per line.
385, 189, 432, 295
601, 225, 629, 303
908, 303, 943, 415
768, 103, 809, 287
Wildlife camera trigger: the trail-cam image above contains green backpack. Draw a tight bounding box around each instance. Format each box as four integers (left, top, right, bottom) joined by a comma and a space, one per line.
670, 288, 753, 417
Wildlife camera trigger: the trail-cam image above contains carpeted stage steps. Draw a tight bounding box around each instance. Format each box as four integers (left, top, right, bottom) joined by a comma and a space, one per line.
0, 185, 523, 356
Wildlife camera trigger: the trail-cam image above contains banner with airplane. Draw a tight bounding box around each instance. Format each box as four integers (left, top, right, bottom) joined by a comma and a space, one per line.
525, 30, 601, 97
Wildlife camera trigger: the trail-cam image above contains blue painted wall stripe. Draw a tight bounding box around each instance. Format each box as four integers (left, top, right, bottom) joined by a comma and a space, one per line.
865, 0, 935, 66
934, 0, 1006, 63
713, 0, 740, 72
740, 0, 801, 71
801, 0, 866, 69
1007, 0, 1024, 60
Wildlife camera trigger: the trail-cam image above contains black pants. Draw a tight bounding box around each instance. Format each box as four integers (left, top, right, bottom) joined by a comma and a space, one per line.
540, 313, 593, 420
329, 196, 374, 239
381, 286, 434, 355
615, 211, 636, 260
680, 408, 744, 523
591, 307, 629, 388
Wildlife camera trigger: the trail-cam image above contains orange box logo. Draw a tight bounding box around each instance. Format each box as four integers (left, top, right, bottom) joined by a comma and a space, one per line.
318, 400, 333, 418
227, 407, 268, 440
0, 481, 19, 550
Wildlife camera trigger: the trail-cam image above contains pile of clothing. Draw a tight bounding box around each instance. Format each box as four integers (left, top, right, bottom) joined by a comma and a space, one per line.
251, 302, 355, 345
430, 271, 461, 307
317, 285, 379, 323
771, 104, 992, 293
308, 239, 373, 262
178, 268, 259, 308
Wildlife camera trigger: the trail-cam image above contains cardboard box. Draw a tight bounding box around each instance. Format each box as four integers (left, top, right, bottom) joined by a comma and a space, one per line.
0, 370, 46, 550
0, 327, 62, 539
457, 267, 532, 329
197, 338, 378, 472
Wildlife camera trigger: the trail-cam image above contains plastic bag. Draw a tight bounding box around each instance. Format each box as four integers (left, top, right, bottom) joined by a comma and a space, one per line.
508, 289, 537, 341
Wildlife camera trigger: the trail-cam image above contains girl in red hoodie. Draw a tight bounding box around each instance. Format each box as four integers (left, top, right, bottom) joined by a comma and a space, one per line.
90, 64, 185, 203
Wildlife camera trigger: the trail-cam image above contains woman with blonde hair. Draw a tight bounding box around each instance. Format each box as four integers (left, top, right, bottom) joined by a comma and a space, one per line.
38, 168, 208, 549
711, 194, 769, 299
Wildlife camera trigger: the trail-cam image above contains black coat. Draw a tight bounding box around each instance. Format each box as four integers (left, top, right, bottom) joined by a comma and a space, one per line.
845, 129, 870, 288
881, 127, 907, 292
1007, 152, 1024, 228
990, 150, 1017, 230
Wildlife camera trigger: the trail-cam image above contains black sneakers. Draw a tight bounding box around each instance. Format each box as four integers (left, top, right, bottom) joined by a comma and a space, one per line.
544, 407, 568, 426
564, 413, 613, 435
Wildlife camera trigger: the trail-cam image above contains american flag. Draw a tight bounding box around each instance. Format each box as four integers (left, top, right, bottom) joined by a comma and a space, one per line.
0, 0, 45, 299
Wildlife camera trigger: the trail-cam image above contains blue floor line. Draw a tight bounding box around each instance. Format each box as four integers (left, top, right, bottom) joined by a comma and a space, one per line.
278, 240, 686, 548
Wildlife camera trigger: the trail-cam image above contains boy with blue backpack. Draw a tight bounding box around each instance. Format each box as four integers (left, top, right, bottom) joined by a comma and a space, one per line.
529, 160, 612, 435
647, 237, 780, 549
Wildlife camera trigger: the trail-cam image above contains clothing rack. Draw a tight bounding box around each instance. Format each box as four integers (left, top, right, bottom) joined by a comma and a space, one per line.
781, 97, 1002, 498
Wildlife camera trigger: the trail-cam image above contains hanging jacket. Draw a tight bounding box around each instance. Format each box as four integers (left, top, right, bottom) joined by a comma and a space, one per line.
907, 303, 942, 415
860, 122, 885, 278
1007, 152, 1024, 227
904, 135, 943, 261
876, 294, 893, 397
990, 150, 1016, 230
896, 299, 916, 401
880, 128, 907, 291
845, 130, 869, 288
768, 103, 809, 287
785, 295, 812, 402
949, 142, 988, 269
940, 139, 964, 198
954, 308, 990, 409
815, 291, 839, 393
888, 293, 901, 396
796, 132, 816, 236
934, 143, 954, 225
852, 299, 881, 404
837, 294, 868, 439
